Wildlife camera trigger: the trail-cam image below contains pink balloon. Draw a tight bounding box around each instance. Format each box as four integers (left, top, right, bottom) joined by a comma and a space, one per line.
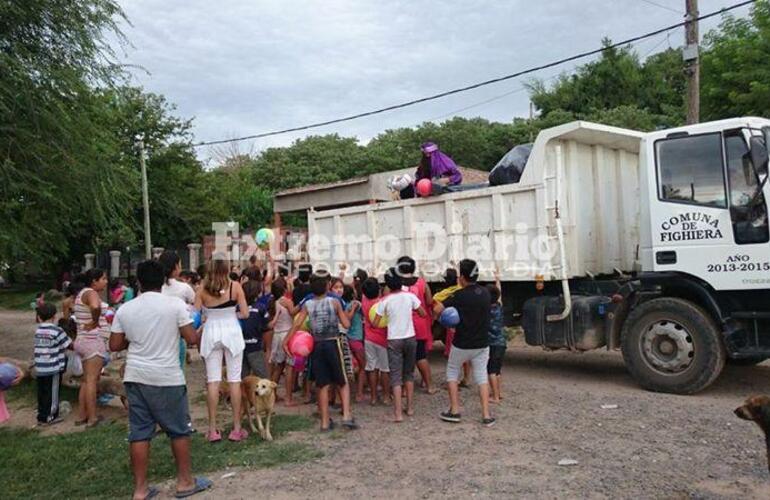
416, 178, 433, 197
289, 331, 314, 357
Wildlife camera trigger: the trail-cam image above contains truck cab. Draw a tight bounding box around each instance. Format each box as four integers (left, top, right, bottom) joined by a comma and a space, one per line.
617, 117, 770, 393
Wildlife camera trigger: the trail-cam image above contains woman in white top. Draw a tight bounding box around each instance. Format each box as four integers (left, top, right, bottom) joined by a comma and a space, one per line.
159, 251, 196, 369
195, 257, 249, 443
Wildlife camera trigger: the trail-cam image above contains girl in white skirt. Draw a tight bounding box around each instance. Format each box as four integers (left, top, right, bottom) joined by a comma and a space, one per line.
195, 257, 249, 442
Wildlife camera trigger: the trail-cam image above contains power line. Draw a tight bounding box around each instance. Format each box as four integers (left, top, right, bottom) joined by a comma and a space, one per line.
428, 28, 680, 123
193, 0, 755, 148
637, 0, 684, 14
642, 27, 680, 57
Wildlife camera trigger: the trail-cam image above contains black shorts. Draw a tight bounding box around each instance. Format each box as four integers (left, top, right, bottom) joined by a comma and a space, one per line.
310, 338, 348, 388
125, 382, 192, 442
242, 350, 268, 378
487, 345, 506, 375
415, 339, 427, 361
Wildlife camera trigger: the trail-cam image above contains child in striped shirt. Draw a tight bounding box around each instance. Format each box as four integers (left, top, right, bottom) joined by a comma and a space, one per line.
34, 303, 72, 425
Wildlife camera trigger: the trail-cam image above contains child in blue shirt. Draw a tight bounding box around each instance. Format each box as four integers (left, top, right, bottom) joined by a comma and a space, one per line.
486, 271, 506, 403
342, 285, 366, 402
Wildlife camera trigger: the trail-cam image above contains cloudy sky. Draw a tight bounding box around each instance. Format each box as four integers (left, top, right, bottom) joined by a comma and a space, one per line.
113, 0, 750, 161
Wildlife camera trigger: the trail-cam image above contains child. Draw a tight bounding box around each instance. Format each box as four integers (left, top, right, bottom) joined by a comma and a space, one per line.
434, 259, 495, 427
34, 303, 72, 425
268, 281, 294, 400
331, 278, 355, 385
342, 285, 366, 402
487, 269, 506, 403
109, 279, 125, 308
241, 280, 269, 379
124, 276, 137, 302
285, 273, 358, 431
397, 255, 436, 394
433, 268, 460, 357
373, 267, 426, 422
361, 278, 391, 406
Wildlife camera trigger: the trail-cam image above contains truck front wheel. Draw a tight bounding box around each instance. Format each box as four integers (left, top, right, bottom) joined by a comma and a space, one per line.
621, 298, 725, 394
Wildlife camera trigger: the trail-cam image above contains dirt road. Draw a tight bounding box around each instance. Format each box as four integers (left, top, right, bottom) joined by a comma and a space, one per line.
3, 308, 770, 499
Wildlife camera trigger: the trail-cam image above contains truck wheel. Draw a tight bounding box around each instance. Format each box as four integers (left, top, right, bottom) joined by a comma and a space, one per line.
621, 297, 725, 394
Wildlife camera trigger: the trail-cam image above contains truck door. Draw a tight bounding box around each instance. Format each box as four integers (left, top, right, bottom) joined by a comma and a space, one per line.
650, 129, 770, 290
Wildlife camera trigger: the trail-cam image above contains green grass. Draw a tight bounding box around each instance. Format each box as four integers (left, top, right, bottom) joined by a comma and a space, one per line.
0, 287, 62, 310
0, 413, 319, 499
4, 379, 79, 408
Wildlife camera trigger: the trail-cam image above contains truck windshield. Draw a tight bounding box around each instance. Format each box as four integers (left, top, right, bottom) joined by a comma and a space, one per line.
725, 131, 769, 244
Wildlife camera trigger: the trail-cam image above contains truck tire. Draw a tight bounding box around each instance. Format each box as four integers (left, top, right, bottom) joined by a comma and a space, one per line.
621, 297, 725, 394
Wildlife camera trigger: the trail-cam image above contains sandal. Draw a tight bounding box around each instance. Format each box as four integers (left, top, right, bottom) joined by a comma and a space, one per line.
85, 416, 106, 428
175, 477, 213, 498
228, 428, 248, 442
320, 419, 336, 432
206, 430, 222, 443
341, 419, 359, 430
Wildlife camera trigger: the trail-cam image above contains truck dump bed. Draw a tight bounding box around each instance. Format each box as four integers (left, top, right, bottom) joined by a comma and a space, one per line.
308, 121, 645, 282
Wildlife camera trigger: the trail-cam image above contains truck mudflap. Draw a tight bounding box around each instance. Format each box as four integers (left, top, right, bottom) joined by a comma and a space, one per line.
522, 295, 612, 351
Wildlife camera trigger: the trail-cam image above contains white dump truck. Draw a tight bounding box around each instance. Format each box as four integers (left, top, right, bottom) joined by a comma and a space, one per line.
308, 118, 770, 394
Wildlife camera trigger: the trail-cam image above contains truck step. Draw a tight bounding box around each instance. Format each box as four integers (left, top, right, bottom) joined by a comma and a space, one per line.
732, 311, 770, 319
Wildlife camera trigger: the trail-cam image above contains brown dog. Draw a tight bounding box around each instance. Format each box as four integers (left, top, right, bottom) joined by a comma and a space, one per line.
735, 395, 770, 473
241, 375, 277, 441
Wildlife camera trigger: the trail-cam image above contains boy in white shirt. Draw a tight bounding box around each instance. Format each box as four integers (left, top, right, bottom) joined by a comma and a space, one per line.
374, 267, 426, 422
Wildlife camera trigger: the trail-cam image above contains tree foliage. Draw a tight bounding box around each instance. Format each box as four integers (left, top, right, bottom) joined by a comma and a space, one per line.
5, 0, 770, 274
701, 0, 770, 119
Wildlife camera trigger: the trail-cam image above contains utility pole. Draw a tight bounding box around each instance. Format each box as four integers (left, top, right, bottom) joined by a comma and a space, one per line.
138, 139, 152, 259
684, 0, 700, 124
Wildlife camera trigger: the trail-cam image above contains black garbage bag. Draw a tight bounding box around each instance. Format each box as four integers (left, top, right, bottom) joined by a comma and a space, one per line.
489, 143, 532, 186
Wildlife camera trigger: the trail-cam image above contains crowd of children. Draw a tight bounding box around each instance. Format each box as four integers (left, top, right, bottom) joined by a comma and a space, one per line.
234, 253, 507, 430
29, 251, 508, 435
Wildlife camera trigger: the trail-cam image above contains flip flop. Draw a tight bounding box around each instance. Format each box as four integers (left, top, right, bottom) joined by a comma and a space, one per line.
175, 477, 213, 498
85, 416, 106, 428
145, 486, 160, 499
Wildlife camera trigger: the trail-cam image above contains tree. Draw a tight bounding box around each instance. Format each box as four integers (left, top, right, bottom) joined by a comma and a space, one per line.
0, 1, 133, 272
701, 0, 770, 120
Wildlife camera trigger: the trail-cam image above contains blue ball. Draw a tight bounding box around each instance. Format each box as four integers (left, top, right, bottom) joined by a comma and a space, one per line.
439, 307, 460, 328
0, 362, 19, 391
191, 310, 202, 329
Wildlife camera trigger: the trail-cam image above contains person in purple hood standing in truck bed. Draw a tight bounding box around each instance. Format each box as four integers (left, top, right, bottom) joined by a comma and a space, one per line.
401, 142, 463, 198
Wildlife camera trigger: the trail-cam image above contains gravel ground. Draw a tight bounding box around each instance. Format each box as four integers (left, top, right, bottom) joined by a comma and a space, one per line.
2, 308, 770, 499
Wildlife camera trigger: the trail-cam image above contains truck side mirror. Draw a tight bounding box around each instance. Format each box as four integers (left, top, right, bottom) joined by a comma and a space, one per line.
750, 135, 768, 178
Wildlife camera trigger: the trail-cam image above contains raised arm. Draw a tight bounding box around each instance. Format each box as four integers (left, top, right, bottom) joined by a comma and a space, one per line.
263, 250, 275, 289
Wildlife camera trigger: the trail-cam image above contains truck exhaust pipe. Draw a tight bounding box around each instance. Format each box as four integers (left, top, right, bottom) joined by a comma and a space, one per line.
547, 144, 572, 322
